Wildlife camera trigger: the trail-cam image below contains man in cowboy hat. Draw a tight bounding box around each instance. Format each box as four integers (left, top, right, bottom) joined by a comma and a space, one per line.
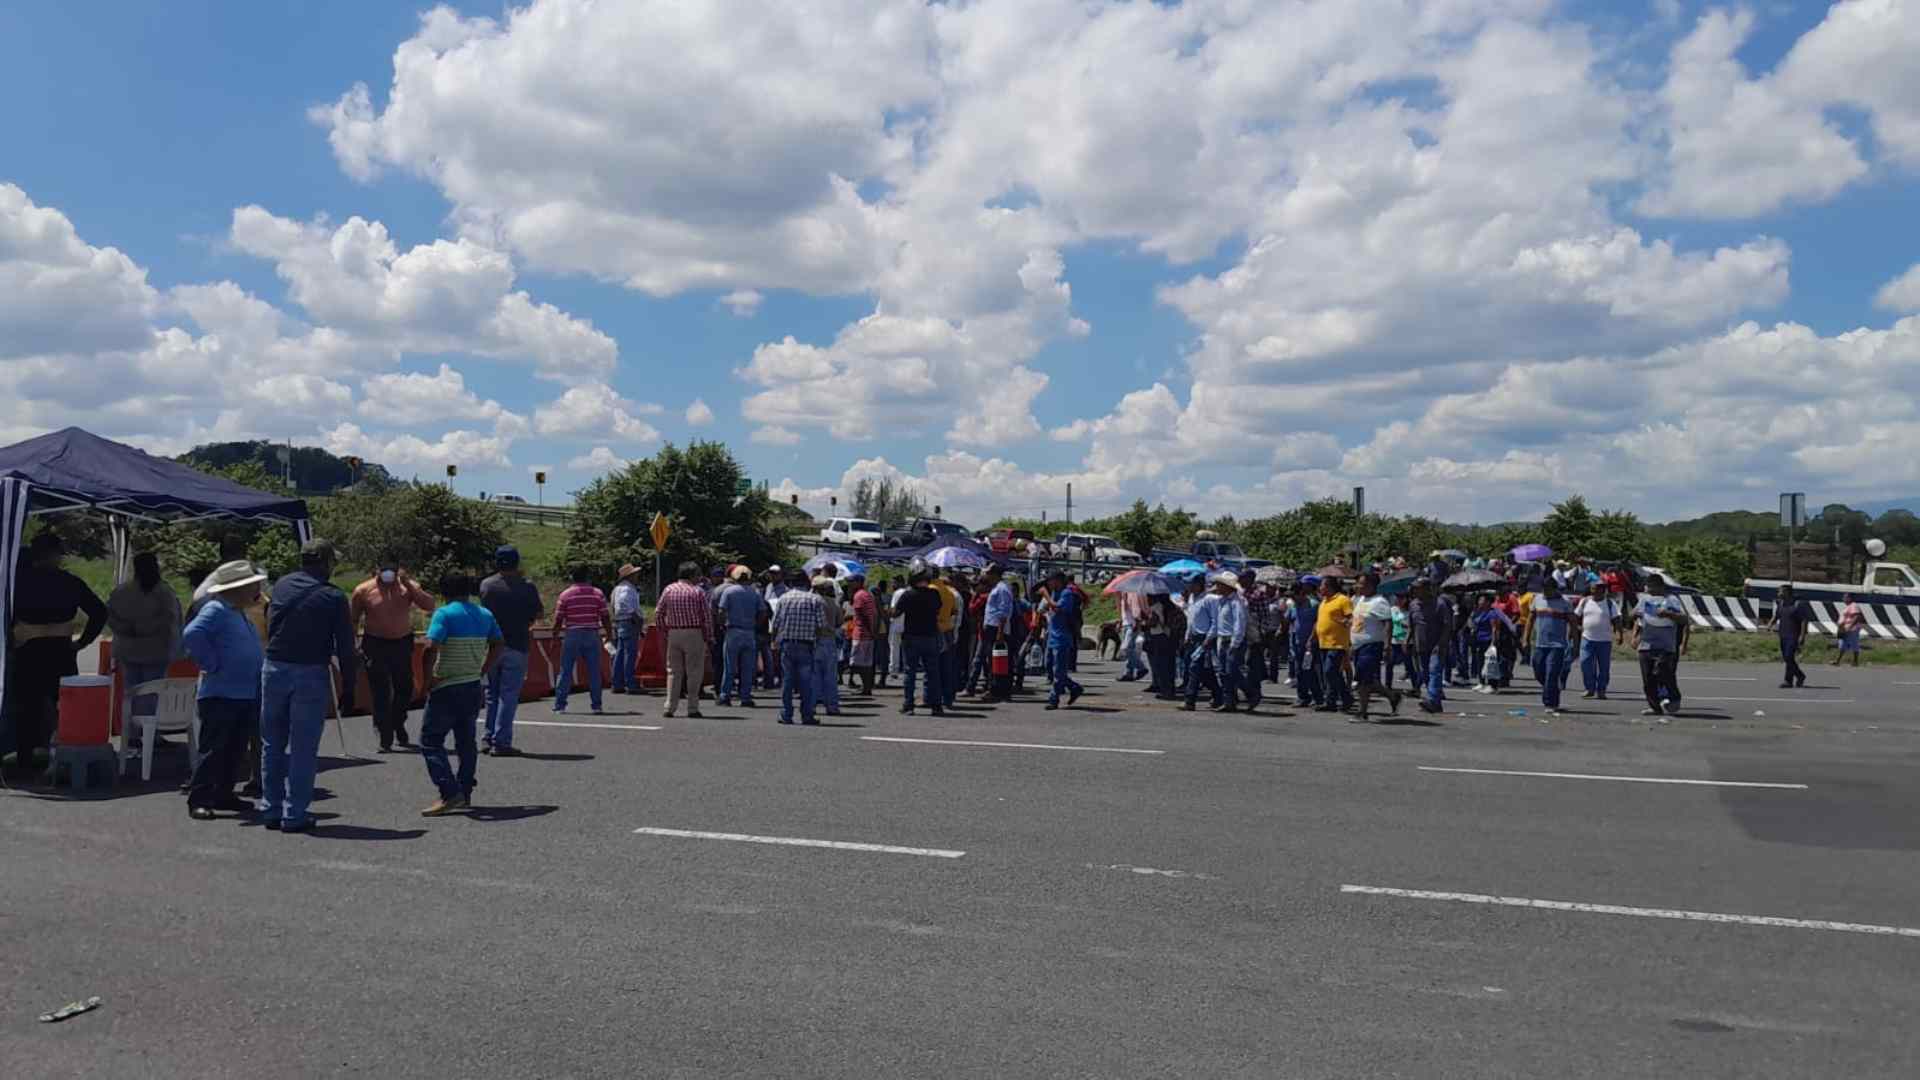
1210, 571, 1256, 712
714, 564, 766, 707
610, 563, 645, 696
180, 560, 268, 819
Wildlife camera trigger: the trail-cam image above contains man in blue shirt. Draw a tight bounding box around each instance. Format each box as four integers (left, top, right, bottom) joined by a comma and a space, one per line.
713, 566, 768, 708
1530, 578, 1575, 714
180, 560, 268, 820
1180, 584, 1222, 711
1289, 580, 1322, 708
261, 540, 357, 833
968, 566, 1012, 698
1211, 573, 1254, 712
420, 572, 504, 816
1042, 570, 1084, 710
1633, 577, 1690, 716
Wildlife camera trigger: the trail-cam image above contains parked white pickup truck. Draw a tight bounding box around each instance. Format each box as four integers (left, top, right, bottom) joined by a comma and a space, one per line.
1744, 560, 1920, 608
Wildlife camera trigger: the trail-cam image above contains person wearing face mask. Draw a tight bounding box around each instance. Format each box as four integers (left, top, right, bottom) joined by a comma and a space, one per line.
349, 561, 435, 752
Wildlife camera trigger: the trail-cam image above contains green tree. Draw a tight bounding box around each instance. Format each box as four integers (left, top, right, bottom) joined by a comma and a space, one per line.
556, 441, 789, 591
312, 483, 507, 587
1539, 495, 1596, 556
1658, 538, 1748, 594
849, 475, 928, 526
1110, 499, 1158, 557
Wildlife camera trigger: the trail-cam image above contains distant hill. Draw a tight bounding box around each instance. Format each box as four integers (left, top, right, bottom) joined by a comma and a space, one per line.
180, 441, 393, 494
1847, 497, 1920, 518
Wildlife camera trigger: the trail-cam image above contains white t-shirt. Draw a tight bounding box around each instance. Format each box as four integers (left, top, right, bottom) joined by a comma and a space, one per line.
889, 588, 909, 637
1576, 597, 1618, 642
1349, 595, 1394, 646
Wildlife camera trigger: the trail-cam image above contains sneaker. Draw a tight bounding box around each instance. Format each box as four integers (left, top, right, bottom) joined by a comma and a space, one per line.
718, 699, 733, 708
1581, 691, 1596, 700
1778, 681, 1793, 689
1044, 703, 1060, 711
491, 745, 522, 758
662, 710, 676, 718
1545, 709, 1561, 717
687, 710, 704, 719
1641, 707, 1662, 716
422, 798, 461, 817
1068, 686, 1084, 706
930, 708, 946, 717
189, 806, 217, 821
900, 706, 916, 715
1663, 701, 1682, 715
395, 734, 413, 748
741, 699, 757, 708
1388, 691, 1403, 716
279, 816, 316, 834
1178, 703, 1196, 712
552, 704, 567, 714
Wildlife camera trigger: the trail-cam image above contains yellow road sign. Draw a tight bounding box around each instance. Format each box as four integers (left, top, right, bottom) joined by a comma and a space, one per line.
650, 512, 671, 551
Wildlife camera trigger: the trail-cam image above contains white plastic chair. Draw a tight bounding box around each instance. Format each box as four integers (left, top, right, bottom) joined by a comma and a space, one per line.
120, 678, 199, 781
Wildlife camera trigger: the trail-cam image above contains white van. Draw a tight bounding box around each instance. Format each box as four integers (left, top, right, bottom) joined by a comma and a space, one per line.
820, 518, 888, 547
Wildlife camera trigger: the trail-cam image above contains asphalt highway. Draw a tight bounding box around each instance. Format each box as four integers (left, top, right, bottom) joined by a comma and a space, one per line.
3, 654, 1918, 1078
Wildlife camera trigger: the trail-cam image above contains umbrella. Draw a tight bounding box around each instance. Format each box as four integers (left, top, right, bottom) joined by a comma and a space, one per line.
1253, 565, 1295, 585
1314, 563, 1353, 579
1429, 549, 1468, 561
1159, 559, 1208, 577
924, 546, 988, 570
1510, 543, 1552, 563
802, 553, 867, 577
1103, 569, 1174, 596
1377, 569, 1419, 597
1442, 568, 1504, 590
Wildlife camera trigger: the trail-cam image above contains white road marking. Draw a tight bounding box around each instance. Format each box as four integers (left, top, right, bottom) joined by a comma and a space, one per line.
1614, 675, 1758, 682
633, 826, 965, 859
860, 735, 1163, 755
515, 720, 663, 731
1692, 697, 1855, 704
1417, 766, 1806, 790
1345, 886, 1920, 937
1087, 862, 1220, 880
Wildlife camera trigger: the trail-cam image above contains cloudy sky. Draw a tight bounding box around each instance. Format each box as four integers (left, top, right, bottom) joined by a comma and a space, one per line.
3, 0, 1917, 524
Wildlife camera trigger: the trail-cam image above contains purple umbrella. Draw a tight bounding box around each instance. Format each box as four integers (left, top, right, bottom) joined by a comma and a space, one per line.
1510, 543, 1553, 563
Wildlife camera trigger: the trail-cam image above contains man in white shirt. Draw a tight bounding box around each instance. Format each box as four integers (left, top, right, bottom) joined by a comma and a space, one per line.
610, 566, 644, 695
1575, 580, 1622, 700
1347, 572, 1402, 721
1209, 573, 1255, 712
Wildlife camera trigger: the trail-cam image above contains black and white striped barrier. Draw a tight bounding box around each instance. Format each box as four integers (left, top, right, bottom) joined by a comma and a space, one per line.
1682, 596, 1920, 640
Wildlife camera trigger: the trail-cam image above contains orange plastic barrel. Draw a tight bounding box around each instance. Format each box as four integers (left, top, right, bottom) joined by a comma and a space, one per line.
57, 675, 115, 746
637, 625, 666, 688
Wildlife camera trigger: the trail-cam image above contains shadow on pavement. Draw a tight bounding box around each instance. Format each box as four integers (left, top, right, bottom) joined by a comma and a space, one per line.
462, 804, 558, 823
309, 823, 430, 840
508, 752, 595, 762
812, 721, 867, 728
1717, 758, 1920, 851
317, 756, 386, 773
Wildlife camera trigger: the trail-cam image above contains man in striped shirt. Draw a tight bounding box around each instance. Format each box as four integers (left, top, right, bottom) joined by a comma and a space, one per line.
420, 573, 503, 817
770, 570, 825, 724
657, 560, 714, 718
553, 567, 611, 714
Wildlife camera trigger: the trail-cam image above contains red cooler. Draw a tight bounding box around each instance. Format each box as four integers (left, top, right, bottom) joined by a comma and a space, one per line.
57, 675, 115, 746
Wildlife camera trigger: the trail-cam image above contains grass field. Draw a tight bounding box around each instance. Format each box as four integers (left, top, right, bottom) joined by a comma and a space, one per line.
1682, 629, 1920, 666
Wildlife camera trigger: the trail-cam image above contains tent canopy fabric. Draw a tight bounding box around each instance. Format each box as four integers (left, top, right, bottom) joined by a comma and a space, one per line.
0, 427, 309, 524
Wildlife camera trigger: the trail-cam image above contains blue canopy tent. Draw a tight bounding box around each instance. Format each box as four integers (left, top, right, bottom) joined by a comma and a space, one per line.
0, 427, 312, 709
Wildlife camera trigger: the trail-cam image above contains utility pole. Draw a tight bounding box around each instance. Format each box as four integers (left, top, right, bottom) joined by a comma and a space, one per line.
1066, 482, 1073, 526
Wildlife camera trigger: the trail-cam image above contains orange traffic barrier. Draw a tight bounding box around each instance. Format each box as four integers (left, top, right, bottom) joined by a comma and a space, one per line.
636, 625, 666, 688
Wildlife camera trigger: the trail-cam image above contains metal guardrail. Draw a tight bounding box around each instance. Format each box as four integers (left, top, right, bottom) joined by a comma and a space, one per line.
492, 504, 577, 528
791, 538, 1149, 583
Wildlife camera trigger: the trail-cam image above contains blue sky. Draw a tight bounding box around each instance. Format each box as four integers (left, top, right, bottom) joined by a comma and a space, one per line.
3, 0, 1917, 524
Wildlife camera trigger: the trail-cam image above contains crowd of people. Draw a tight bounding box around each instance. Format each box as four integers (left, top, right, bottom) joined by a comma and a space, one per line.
0, 534, 1867, 826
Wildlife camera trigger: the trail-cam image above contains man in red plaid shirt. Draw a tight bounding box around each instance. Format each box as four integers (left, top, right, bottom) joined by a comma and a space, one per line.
656, 560, 714, 717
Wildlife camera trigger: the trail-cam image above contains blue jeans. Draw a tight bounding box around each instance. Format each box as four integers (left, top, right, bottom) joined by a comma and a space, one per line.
779, 644, 816, 723
555, 628, 602, 712
121, 659, 170, 726
1292, 639, 1322, 705
484, 647, 527, 748
1321, 649, 1353, 709
722, 628, 757, 704
813, 638, 842, 712
420, 680, 482, 799
1183, 637, 1218, 706
1579, 640, 1612, 694
901, 634, 944, 711
1423, 644, 1447, 709
259, 660, 329, 826
1047, 639, 1083, 705
1533, 646, 1566, 709
758, 638, 777, 688
612, 618, 641, 692
1220, 641, 1252, 708
942, 638, 963, 706
1123, 625, 1146, 678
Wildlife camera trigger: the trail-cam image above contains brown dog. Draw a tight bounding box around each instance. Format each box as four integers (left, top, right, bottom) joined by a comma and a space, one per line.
1097, 619, 1123, 658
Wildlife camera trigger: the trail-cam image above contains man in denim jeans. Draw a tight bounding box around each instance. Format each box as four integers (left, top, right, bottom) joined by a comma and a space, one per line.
480, 546, 541, 756
714, 565, 766, 707
419, 572, 503, 816
260, 540, 357, 833
610, 564, 644, 695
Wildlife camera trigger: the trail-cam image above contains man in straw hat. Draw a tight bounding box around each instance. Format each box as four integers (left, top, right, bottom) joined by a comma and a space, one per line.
714, 564, 766, 707
180, 560, 268, 819
610, 563, 645, 697
261, 540, 357, 832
